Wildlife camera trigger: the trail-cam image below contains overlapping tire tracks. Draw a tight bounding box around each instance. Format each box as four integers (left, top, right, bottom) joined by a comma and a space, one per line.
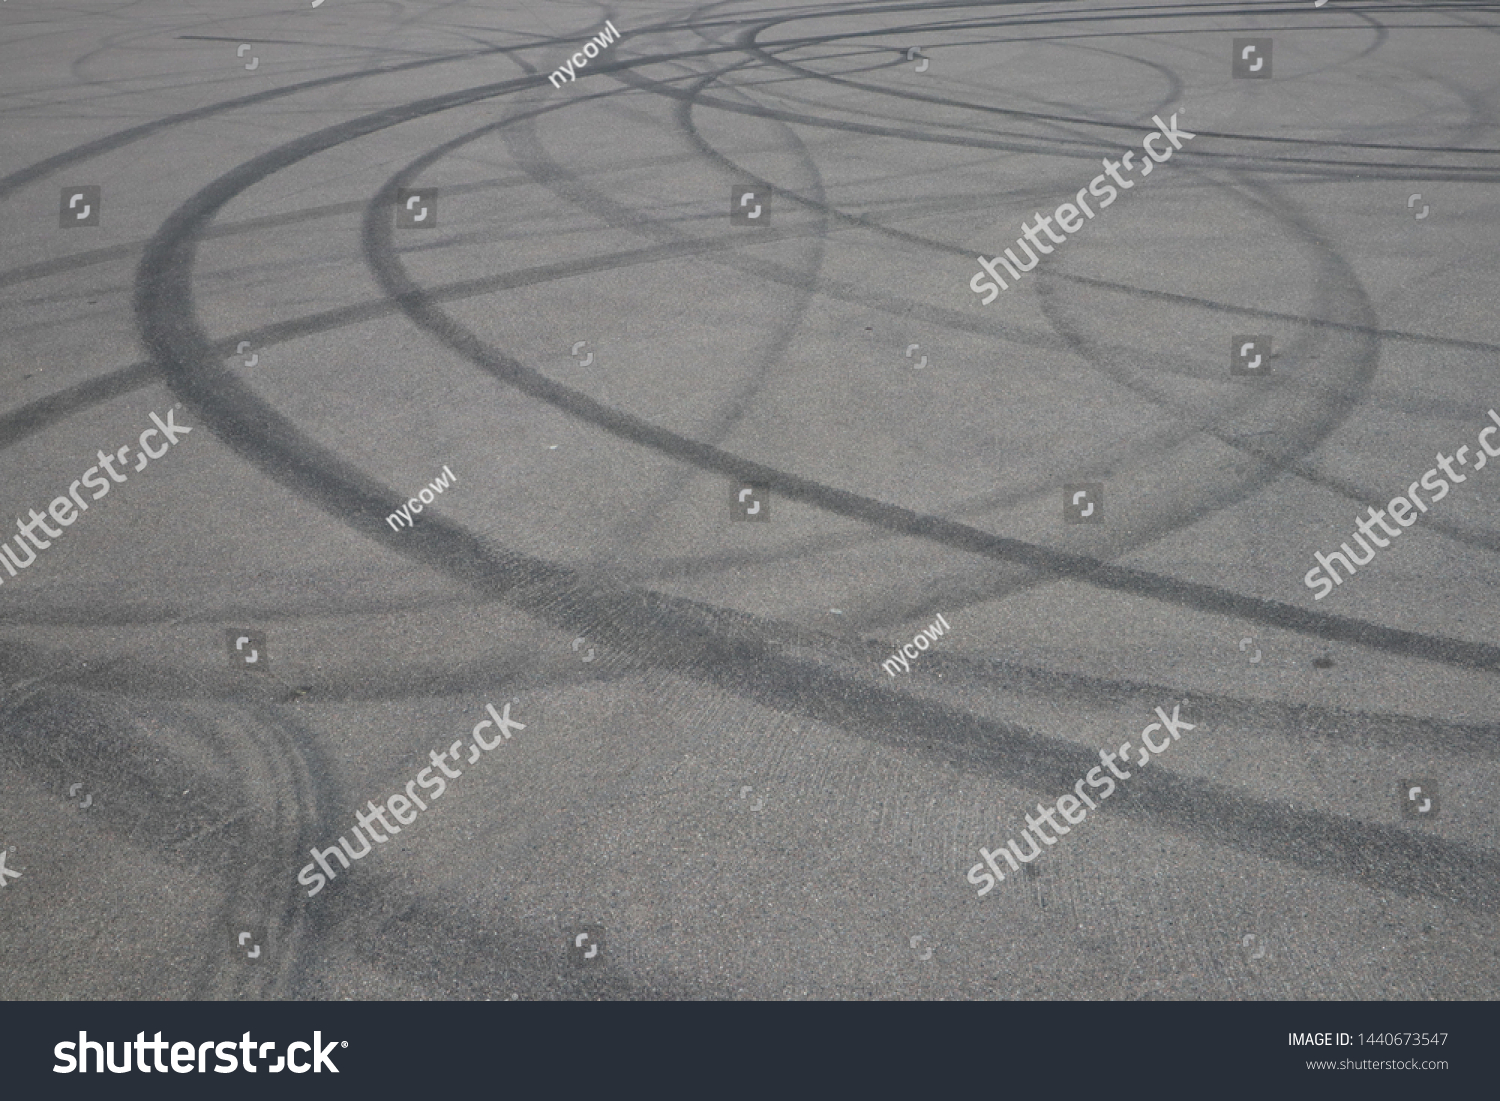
3, 1, 1498, 998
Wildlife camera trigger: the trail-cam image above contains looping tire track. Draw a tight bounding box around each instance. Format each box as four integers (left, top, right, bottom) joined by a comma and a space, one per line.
0, 682, 315, 998
115, 2, 1491, 919
0, 0, 1492, 998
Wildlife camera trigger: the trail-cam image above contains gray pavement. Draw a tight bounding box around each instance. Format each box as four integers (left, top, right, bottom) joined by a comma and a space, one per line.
0, 0, 1497, 1000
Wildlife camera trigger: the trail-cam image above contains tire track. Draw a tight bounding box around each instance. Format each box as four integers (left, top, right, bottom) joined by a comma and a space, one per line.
0, 2, 1484, 1003
107, 22, 1497, 919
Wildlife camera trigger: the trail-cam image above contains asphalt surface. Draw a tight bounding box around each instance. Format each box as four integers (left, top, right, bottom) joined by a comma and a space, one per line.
1, 0, 1497, 1001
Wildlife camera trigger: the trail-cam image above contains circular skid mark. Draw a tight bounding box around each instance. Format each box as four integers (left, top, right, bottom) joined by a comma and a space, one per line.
0, 0, 1491, 997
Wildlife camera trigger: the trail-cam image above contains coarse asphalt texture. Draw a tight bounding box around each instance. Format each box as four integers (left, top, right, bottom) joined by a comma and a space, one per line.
0, 0, 1497, 1000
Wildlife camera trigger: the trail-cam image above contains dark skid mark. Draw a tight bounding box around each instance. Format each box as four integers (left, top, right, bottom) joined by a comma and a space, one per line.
739, 0, 1500, 160
0, 687, 318, 998
661, 55, 1388, 593
361, 138, 1500, 673
121, 41, 1500, 916
0, 47, 520, 202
